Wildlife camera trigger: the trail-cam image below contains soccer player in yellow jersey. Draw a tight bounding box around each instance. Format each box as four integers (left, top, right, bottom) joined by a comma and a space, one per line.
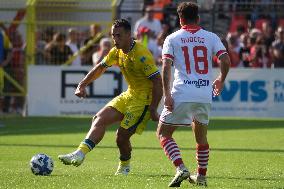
58, 19, 163, 175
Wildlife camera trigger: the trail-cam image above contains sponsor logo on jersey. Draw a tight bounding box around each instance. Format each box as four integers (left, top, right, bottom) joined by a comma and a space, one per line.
183, 79, 209, 88
140, 56, 146, 63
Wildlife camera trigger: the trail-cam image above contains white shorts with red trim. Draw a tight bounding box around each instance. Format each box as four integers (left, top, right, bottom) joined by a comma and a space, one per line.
159, 102, 211, 126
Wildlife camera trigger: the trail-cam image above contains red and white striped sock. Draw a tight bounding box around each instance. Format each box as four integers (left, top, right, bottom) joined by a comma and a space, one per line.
196, 143, 209, 176
160, 137, 184, 168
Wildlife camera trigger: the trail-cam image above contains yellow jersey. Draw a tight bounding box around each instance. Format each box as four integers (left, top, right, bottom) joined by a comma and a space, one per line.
102, 41, 159, 103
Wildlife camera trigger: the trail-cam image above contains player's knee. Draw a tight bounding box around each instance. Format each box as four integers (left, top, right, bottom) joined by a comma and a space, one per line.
156, 130, 162, 140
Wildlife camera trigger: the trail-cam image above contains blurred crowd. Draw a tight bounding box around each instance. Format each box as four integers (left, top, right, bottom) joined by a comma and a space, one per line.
217, 22, 284, 68
35, 24, 112, 66
1, 0, 284, 114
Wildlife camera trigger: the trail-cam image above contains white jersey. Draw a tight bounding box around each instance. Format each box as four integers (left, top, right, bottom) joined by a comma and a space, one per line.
134, 17, 162, 37
162, 25, 227, 103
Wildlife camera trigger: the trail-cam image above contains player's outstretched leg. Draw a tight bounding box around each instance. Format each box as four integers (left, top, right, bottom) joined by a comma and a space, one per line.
58, 138, 95, 166
59, 106, 124, 167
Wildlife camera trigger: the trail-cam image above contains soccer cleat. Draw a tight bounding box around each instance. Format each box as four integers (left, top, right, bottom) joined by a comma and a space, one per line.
188, 174, 207, 186
168, 167, 190, 187
115, 164, 130, 175
58, 151, 85, 167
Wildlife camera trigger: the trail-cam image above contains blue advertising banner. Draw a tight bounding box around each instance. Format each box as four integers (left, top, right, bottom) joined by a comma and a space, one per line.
212, 69, 284, 118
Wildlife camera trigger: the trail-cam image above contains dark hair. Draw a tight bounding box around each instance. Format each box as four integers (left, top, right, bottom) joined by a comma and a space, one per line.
177, 2, 199, 23
112, 19, 131, 32
54, 33, 66, 42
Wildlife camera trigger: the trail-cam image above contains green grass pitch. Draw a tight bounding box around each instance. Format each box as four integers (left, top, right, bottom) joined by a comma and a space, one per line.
0, 117, 283, 188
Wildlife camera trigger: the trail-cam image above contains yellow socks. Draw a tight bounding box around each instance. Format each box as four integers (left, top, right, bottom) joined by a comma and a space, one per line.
77, 139, 96, 155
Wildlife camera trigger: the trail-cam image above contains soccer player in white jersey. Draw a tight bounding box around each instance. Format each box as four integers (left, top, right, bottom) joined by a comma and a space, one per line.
156, 2, 231, 187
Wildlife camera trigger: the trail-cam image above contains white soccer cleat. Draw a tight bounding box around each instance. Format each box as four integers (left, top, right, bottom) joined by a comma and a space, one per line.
188, 174, 207, 186
168, 167, 190, 187
115, 164, 130, 175
58, 151, 85, 167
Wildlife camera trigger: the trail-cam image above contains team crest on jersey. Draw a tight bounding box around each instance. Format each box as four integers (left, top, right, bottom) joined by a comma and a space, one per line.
140, 56, 146, 63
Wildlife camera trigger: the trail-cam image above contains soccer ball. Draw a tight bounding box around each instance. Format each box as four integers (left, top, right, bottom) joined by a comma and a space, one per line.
30, 153, 54, 176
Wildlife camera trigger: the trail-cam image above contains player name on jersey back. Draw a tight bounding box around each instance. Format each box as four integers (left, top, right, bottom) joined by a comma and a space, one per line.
162, 26, 227, 103
181, 36, 205, 44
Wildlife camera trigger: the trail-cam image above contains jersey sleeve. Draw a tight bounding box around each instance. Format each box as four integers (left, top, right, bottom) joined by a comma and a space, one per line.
140, 53, 160, 79
162, 36, 174, 62
213, 34, 227, 59
100, 47, 118, 68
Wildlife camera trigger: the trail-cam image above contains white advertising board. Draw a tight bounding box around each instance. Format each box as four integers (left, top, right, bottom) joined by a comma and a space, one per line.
28, 66, 284, 118
28, 66, 126, 116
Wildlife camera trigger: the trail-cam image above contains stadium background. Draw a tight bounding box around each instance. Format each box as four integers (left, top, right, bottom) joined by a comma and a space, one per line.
0, 0, 284, 117
0, 1, 283, 188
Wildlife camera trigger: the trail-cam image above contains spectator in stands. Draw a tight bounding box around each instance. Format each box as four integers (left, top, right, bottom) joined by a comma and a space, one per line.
248, 28, 261, 47
66, 28, 81, 66
249, 34, 271, 68
271, 26, 284, 68
35, 31, 48, 65
82, 23, 104, 65
235, 25, 247, 43
239, 33, 251, 67
151, 0, 172, 21
43, 27, 55, 45
44, 28, 56, 63
136, 26, 160, 65
92, 37, 112, 66
48, 32, 73, 65
155, 24, 171, 66
162, 1, 181, 32
134, 6, 162, 38
261, 21, 275, 53
84, 24, 103, 49
226, 33, 241, 67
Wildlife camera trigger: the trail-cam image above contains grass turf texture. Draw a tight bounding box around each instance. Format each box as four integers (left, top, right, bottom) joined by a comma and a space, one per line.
0, 117, 283, 189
